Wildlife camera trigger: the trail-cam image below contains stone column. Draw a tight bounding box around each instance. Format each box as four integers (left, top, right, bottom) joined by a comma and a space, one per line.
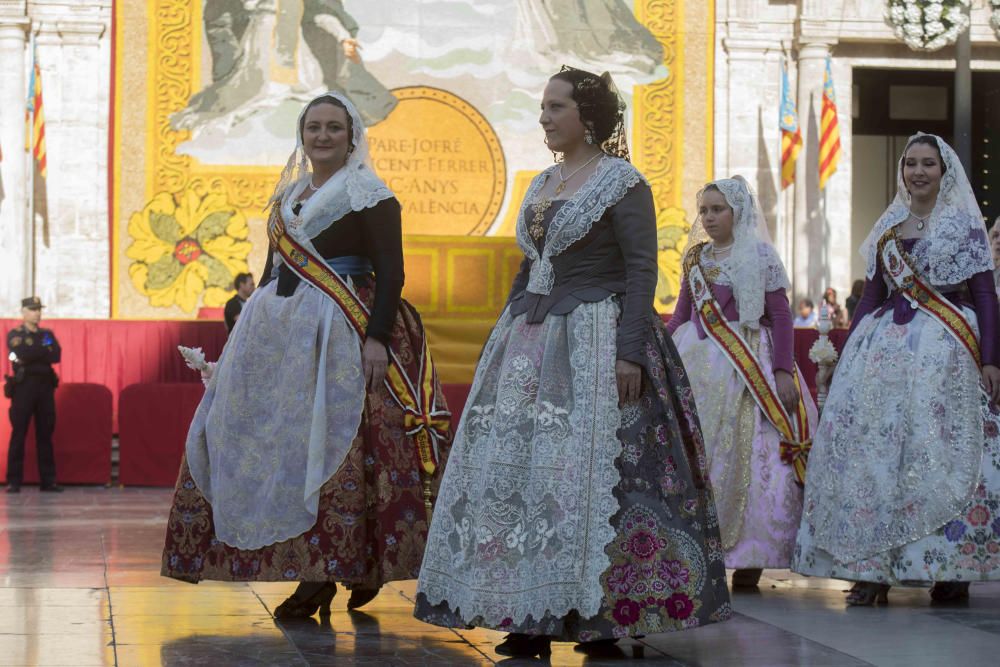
720, 37, 787, 263
792, 40, 832, 302
0, 13, 29, 313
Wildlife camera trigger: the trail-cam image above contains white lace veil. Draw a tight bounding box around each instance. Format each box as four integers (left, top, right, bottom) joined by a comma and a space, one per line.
859, 132, 992, 285
683, 176, 790, 331
268, 91, 393, 242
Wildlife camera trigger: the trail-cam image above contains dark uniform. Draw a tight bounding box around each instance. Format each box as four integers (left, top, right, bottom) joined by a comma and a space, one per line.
5, 299, 61, 490
223, 293, 245, 333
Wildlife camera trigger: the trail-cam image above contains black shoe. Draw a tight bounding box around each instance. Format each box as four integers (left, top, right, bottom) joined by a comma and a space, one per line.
274, 582, 337, 619
574, 638, 622, 657
5, 485, 20, 494
930, 581, 970, 604
495, 633, 552, 658
39, 485, 64, 493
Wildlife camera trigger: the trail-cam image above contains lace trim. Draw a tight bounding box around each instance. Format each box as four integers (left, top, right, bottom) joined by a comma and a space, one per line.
417, 299, 623, 625
516, 156, 647, 295
861, 133, 993, 285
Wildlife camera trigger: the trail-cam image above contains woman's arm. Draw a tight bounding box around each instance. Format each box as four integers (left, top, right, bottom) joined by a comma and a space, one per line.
847, 265, 889, 337
258, 249, 275, 288
362, 198, 405, 345
665, 277, 692, 334
610, 182, 658, 365
765, 289, 795, 374
968, 270, 1000, 368
504, 255, 531, 306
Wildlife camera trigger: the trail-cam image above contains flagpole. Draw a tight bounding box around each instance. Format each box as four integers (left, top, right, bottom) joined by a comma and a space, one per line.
26, 30, 35, 297
776, 55, 784, 271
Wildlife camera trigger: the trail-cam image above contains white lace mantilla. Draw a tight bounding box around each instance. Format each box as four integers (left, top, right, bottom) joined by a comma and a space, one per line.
416, 298, 624, 625
860, 132, 993, 286
699, 242, 789, 295
516, 156, 646, 295
685, 177, 789, 331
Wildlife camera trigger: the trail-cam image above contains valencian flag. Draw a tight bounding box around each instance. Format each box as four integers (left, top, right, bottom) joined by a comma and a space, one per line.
779, 62, 802, 190
819, 56, 842, 190
26, 43, 47, 179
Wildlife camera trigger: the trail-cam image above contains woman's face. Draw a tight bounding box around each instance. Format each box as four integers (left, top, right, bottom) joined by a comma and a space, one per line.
902, 142, 944, 203
539, 79, 587, 153
302, 102, 351, 171
698, 189, 735, 244
824, 288, 836, 304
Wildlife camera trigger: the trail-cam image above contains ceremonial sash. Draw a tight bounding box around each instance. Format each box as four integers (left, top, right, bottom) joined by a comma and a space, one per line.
686, 260, 811, 485
268, 208, 449, 477
880, 232, 981, 367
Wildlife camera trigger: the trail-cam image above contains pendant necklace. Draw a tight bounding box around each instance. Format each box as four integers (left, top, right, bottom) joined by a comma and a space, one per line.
554, 152, 602, 196
910, 210, 931, 231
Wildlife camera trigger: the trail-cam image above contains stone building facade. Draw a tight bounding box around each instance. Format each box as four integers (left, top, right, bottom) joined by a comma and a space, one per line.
715, 0, 1000, 303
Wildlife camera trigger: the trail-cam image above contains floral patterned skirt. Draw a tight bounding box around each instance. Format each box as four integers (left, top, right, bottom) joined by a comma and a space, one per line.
414, 301, 731, 641
793, 308, 1000, 583
161, 286, 450, 587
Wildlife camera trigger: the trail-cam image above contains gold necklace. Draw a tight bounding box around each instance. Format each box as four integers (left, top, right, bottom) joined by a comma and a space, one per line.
554, 152, 602, 196
529, 197, 553, 241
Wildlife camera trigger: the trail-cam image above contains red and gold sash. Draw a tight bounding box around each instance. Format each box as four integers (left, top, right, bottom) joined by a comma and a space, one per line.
268, 208, 449, 477
686, 256, 811, 485
880, 231, 981, 367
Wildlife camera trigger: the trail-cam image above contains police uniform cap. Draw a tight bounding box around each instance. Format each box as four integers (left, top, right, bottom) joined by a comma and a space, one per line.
21, 296, 44, 309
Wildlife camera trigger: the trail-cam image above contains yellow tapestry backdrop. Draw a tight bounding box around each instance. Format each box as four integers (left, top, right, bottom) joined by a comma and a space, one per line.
112, 0, 713, 381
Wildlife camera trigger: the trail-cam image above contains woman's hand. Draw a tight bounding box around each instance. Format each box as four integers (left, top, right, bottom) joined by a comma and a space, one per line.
363, 338, 388, 389
774, 369, 800, 416
616, 360, 642, 407
342, 38, 361, 64
983, 364, 1000, 405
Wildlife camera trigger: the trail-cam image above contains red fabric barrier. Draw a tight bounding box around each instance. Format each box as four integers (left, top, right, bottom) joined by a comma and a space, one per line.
118, 383, 204, 487
0, 383, 113, 484
1, 318, 227, 431
441, 384, 470, 432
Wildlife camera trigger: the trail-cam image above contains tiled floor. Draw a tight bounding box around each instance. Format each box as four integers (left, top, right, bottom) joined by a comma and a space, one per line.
1, 488, 998, 666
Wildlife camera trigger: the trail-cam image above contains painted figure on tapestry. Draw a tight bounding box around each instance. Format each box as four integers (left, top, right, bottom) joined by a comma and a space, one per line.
413, 67, 730, 659
514, 0, 664, 75
172, 0, 396, 133
667, 176, 817, 589
793, 133, 1000, 605
161, 92, 450, 618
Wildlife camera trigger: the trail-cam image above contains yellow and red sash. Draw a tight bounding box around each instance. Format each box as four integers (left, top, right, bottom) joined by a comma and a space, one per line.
880, 232, 981, 367
268, 208, 449, 476
686, 260, 811, 485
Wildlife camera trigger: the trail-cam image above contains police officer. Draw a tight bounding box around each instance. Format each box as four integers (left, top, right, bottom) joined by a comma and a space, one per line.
5, 297, 62, 493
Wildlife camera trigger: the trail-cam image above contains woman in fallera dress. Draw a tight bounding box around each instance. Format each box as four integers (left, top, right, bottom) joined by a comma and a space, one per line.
413, 66, 731, 658
161, 92, 450, 618
667, 176, 817, 589
793, 133, 1000, 605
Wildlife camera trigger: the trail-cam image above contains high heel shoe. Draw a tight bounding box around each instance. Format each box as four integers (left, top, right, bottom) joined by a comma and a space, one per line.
930, 581, 970, 603
274, 582, 337, 619
845, 582, 889, 606
347, 587, 380, 610
495, 633, 553, 658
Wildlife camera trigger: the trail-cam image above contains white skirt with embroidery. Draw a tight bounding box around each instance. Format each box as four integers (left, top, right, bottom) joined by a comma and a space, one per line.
793, 305, 1000, 582
185, 279, 366, 550
416, 298, 623, 626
